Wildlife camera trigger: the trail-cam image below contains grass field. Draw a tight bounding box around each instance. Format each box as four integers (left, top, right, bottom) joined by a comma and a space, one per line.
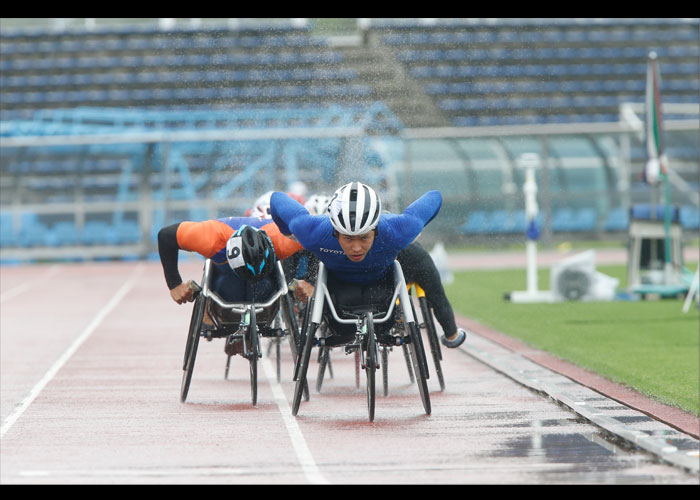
444, 262, 700, 416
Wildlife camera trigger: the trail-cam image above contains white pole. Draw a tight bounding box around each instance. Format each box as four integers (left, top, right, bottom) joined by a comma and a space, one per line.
522, 154, 540, 294
507, 153, 554, 303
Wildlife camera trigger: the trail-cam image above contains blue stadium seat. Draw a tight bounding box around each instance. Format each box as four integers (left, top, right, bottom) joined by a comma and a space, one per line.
509, 210, 528, 233
114, 220, 141, 244
460, 211, 490, 234
603, 207, 629, 231
630, 204, 680, 222
680, 205, 699, 229
487, 210, 509, 233
82, 221, 119, 246
52, 221, 80, 246
575, 207, 598, 231
552, 208, 576, 232
19, 214, 50, 247
0, 213, 20, 247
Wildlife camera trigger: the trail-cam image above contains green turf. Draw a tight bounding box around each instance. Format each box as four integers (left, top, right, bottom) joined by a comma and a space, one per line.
444, 264, 700, 416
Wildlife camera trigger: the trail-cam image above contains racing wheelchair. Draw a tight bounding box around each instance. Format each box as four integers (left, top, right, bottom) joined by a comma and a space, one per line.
314, 281, 445, 398
291, 260, 431, 421
180, 258, 304, 406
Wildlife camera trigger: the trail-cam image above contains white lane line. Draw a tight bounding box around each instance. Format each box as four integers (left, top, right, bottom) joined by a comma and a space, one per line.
261, 356, 329, 485
0, 264, 61, 303
1, 264, 144, 438
20, 467, 246, 478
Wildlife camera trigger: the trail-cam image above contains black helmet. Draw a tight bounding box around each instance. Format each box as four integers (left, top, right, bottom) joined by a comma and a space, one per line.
226, 225, 276, 281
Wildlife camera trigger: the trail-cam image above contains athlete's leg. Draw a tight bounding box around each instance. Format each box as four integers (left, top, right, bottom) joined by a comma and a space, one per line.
398, 243, 465, 347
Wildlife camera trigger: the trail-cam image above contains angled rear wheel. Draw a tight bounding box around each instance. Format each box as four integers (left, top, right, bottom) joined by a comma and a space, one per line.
181, 294, 205, 403
419, 296, 445, 391
407, 321, 431, 415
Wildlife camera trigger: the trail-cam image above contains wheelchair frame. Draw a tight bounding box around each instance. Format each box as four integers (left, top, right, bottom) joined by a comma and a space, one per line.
180, 258, 302, 406
291, 260, 431, 421
316, 281, 446, 398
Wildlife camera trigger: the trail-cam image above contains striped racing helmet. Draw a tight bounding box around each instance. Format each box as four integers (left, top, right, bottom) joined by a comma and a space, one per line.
327, 182, 381, 236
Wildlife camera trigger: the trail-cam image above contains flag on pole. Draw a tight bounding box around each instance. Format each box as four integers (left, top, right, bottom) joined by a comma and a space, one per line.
643, 51, 667, 186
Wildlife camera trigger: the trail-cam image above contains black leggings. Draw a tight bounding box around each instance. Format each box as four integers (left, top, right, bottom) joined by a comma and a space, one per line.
397, 242, 457, 337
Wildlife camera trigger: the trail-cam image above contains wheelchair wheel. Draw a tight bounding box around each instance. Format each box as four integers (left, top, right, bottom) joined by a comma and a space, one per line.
281, 293, 301, 358
418, 296, 445, 391
381, 346, 390, 397
224, 354, 232, 379
247, 307, 259, 406
292, 321, 318, 416
291, 297, 311, 402
408, 298, 430, 380
402, 344, 415, 383
407, 320, 431, 415
181, 293, 205, 403
266, 314, 284, 383
314, 324, 335, 393
364, 312, 377, 422
274, 337, 281, 382
316, 346, 330, 393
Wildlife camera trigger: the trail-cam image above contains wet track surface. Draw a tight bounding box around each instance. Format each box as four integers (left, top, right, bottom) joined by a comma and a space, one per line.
1, 261, 698, 484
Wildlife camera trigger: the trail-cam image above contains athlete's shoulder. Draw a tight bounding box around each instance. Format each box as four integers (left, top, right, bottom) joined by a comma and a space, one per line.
176, 219, 234, 258
216, 216, 268, 229
259, 220, 303, 259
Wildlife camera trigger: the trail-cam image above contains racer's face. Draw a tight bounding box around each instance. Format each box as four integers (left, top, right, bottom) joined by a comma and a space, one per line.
337, 231, 375, 262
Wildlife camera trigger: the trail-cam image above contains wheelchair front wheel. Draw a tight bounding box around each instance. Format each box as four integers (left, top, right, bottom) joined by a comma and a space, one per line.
247, 307, 259, 406
381, 346, 390, 397
364, 313, 377, 422
316, 346, 331, 393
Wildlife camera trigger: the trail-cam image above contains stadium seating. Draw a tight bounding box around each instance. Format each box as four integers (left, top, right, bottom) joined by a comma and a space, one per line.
1, 19, 698, 260
374, 18, 699, 127
459, 210, 543, 236
0, 22, 369, 121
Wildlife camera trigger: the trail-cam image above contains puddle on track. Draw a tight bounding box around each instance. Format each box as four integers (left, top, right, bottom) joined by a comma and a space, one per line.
484, 418, 698, 484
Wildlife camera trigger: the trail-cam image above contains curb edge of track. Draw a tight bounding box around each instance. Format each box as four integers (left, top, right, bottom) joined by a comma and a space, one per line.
454, 314, 700, 474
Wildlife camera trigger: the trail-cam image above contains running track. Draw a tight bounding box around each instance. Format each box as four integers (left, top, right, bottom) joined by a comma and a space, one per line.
1, 259, 697, 484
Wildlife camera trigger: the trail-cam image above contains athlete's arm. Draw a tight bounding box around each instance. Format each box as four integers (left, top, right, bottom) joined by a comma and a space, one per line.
383, 190, 443, 248
157, 222, 196, 304
404, 190, 442, 226
157, 223, 184, 290
270, 191, 301, 236
157, 220, 233, 304
270, 191, 325, 249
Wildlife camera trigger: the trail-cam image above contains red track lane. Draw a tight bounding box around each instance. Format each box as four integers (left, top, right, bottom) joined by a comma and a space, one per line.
1, 261, 696, 484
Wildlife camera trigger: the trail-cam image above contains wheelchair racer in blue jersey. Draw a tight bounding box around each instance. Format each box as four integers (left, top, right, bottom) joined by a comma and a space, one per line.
270, 181, 464, 347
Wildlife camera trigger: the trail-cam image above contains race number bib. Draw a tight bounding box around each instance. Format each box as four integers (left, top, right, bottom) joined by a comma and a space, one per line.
226, 236, 246, 269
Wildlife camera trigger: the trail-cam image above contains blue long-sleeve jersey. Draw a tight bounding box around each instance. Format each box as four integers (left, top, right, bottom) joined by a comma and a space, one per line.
270, 190, 442, 284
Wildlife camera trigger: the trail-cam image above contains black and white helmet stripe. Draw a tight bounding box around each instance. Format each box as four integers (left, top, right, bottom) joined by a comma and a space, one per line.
328, 182, 381, 235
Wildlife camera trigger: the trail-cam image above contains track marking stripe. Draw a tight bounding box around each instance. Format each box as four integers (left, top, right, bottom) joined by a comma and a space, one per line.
261, 356, 329, 484
19, 467, 246, 478
0, 265, 61, 303
1, 264, 144, 438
